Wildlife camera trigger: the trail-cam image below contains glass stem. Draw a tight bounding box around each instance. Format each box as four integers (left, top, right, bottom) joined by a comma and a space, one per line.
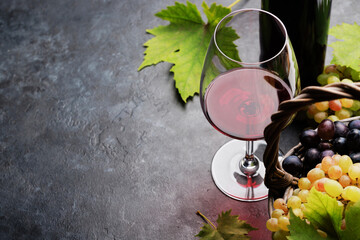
239, 140, 259, 176
245, 141, 254, 160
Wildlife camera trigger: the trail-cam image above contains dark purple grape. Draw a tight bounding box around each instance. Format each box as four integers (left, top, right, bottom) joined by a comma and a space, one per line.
317, 119, 335, 140
332, 137, 347, 155
303, 148, 320, 170
334, 121, 349, 138
319, 149, 335, 160
282, 155, 303, 177
346, 128, 360, 151
349, 152, 360, 163
348, 119, 360, 130
318, 141, 332, 151
300, 129, 320, 149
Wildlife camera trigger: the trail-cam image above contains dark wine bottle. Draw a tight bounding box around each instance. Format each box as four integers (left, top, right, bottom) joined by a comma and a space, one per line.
261, 0, 332, 89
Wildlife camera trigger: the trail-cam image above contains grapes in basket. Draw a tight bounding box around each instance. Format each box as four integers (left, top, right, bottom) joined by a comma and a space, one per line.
266, 118, 360, 239
306, 64, 360, 123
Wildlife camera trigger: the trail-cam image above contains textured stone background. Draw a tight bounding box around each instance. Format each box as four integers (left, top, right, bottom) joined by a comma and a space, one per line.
0, 0, 359, 239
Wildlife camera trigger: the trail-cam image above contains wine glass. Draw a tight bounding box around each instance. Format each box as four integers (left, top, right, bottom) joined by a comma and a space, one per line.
200, 8, 300, 201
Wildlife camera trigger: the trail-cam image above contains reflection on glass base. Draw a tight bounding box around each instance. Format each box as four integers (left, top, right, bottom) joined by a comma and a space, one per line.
211, 139, 282, 202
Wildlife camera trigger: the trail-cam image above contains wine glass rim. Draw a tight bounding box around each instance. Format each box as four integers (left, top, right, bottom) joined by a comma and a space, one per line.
213, 8, 288, 66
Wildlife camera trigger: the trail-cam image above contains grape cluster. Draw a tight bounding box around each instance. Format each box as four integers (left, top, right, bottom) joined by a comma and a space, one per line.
267, 154, 360, 238
307, 64, 360, 123
282, 118, 360, 178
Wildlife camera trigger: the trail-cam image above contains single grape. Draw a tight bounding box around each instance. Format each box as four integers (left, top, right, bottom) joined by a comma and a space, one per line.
338, 155, 353, 173
307, 168, 325, 183
349, 152, 360, 163
327, 115, 339, 122
349, 100, 360, 111
332, 154, 341, 164
321, 156, 335, 173
278, 216, 290, 231
332, 137, 347, 155
298, 177, 311, 190
298, 190, 309, 203
328, 165, 342, 180
341, 78, 354, 84
304, 148, 321, 170
324, 179, 343, 197
287, 196, 302, 209
319, 149, 334, 160
333, 121, 349, 138
318, 141, 332, 151
292, 188, 301, 196
266, 218, 279, 232
338, 174, 351, 187
291, 208, 304, 219
282, 155, 303, 177
343, 186, 360, 202
327, 75, 340, 84
329, 99, 342, 111
340, 98, 353, 108
348, 164, 360, 180
273, 198, 288, 212
335, 108, 352, 120
300, 129, 320, 149
271, 209, 285, 219
317, 119, 335, 140
314, 111, 328, 123
346, 129, 360, 151
313, 177, 327, 192
348, 119, 360, 130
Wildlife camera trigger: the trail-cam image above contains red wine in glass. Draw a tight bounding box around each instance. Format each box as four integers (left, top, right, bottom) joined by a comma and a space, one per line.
204, 67, 292, 140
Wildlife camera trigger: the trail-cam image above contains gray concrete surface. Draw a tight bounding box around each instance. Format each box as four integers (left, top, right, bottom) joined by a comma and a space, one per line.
0, 0, 359, 239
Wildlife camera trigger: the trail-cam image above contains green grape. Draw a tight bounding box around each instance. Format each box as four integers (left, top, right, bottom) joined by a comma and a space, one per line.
338, 174, 351, 187
350, 100, 360, 111
340, 98, 354, 108
287, 196, 302, 209
292, 208, 304, 219
348, 164, 360, 180
341, 78, 354, 84
317, 72, 339, 85
343, 186, 360, 202
292, 188, 301, 196
338, 155, 353, 173
335, 108, 352, 120
278, 216, 290, 231
307, 168, 325, 183
328, 165, 342, 180
315, 101, 329, 111
327, 115, 340, 122
298, 177, 311, 190
327, 75, 340, 84
321, 156, 335, 173
314, 111, 328, 123
266, 218, 280, 232
273, 198, 288, 212
298, 189, 309, 203
271, 209, 285, 219
324, 179, 343, 198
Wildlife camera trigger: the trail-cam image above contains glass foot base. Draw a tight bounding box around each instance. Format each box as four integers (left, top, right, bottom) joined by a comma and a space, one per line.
211, 139, 282, 202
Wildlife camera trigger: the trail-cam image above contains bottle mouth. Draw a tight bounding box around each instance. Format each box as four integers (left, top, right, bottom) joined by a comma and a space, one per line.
213, 8, 288, 66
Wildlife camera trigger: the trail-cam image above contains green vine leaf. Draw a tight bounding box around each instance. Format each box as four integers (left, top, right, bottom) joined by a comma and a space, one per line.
196, 210, 257, 240
138, 1, 238, 102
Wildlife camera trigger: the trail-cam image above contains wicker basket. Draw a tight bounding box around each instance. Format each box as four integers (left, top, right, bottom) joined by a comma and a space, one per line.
263, 82, 360, 211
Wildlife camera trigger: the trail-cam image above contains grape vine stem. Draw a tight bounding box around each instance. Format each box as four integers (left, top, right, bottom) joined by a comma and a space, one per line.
228, 0, 243, 9
197, 211, 216, 229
